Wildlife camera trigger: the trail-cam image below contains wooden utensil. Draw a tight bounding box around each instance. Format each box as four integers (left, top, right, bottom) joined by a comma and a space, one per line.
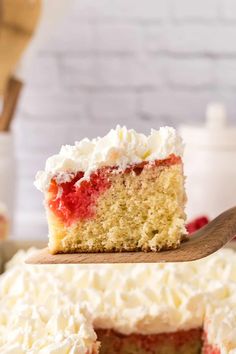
0, 76, 22, 132
0, 0, 41, 97
0, 0, 41, 131
26, 206, 236, 264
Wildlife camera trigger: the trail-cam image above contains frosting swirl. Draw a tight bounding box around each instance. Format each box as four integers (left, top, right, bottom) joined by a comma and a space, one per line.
34, 126, 184, 192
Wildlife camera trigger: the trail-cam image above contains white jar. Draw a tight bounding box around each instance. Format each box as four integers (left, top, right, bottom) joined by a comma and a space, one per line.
179, 103, 236, 220
0, 132, 15, 233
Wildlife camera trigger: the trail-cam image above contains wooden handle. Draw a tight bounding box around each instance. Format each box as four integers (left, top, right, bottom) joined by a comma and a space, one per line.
0, 76, 23, 132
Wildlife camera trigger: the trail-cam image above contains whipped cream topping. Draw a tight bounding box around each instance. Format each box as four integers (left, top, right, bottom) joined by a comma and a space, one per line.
1, 248, 236, 353
34, 126, 184, 192
0, 252, 97, 354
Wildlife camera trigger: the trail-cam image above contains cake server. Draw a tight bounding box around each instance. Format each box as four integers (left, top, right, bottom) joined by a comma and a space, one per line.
26, 206, 236, 264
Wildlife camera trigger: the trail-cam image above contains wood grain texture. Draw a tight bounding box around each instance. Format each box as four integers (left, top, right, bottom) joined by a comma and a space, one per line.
0, 77, 22, 131
26, 206, 236, 264
0, 0, 41, 96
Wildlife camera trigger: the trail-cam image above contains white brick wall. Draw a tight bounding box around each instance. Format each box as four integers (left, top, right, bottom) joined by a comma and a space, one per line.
222, 0, 236, 20
13, 0, 236, 239
171, 0, 220, 20
167, 59, 215, 88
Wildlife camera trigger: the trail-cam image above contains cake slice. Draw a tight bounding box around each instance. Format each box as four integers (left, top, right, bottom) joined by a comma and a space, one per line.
35, 126, 186, 254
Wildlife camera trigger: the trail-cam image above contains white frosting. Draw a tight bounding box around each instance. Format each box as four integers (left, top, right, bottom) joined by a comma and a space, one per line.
1, 248, 236, 352
0, 251, 97, 354
34, 126, 184, 192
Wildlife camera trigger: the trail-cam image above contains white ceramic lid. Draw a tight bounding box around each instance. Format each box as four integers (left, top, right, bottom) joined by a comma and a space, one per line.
180, 103, 236, 149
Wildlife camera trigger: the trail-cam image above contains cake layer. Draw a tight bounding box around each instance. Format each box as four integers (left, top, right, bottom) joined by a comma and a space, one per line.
46, 156, 186, 254
97, 329, 202, 354
47, 154, 181, 225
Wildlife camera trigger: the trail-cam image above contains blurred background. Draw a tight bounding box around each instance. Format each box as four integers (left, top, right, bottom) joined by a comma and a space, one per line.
0, 0, 236, 241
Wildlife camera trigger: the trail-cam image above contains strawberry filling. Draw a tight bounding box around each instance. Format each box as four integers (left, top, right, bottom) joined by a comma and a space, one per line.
48, 154, 181, 225
48, 168, 111, 225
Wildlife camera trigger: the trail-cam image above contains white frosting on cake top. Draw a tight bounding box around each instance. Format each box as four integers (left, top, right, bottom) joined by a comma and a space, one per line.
34, 126, 184, 192
0, 251, 97, 354
1, 248, 236, 352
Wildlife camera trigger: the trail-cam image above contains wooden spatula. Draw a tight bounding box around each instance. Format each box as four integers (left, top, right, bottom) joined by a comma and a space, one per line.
0, 77, 22, 132
26, 206, 236, 264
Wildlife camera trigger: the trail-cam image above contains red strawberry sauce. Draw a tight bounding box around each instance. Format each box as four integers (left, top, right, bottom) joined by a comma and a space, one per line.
48, 168, 111, 225
48, 154, 181, 226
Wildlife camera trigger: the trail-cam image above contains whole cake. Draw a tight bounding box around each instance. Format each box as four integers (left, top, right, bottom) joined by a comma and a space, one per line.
35, 126, 186, 254
0, 248, 236, 353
